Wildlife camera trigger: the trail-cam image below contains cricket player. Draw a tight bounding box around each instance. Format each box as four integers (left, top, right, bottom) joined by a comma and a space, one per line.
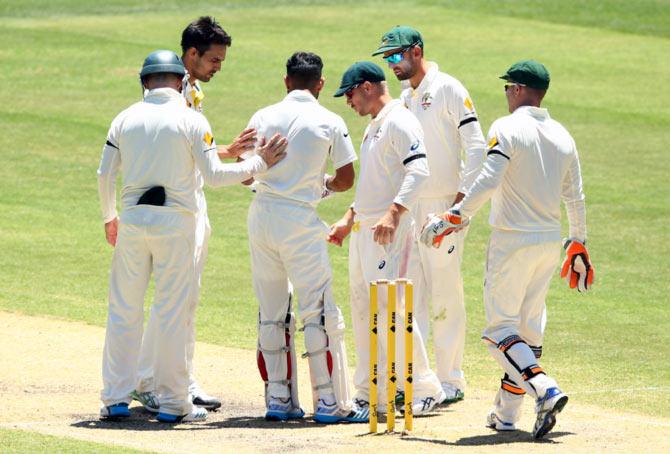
421, 60, 594, 439
373, 25, 486, 403
243, 52, 367, 423
97, 50, 287, 422
329, 61, 446, 415
135, 17, 257, 412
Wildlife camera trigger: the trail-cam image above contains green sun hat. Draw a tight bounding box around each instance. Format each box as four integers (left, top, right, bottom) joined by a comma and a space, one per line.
500, 60, 550, 90
371, 25, 423, 56
334, 61, 386, 97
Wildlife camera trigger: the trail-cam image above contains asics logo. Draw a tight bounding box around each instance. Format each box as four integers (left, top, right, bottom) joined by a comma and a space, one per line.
410, 141, 420, 151
378, 260, 386, 269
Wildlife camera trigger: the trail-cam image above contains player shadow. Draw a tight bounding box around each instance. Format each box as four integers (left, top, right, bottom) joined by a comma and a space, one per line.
203, 415, 319, 430
71, 407, 215, 431
400, 430, 573, 446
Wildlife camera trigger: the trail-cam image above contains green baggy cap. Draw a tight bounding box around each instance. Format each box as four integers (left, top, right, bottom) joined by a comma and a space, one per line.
371, 25, 423, 56
500, 59, 550, 90
334, 61, 386, 97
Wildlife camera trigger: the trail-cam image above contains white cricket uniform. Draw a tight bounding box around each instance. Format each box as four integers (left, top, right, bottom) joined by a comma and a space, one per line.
348, 99, 443, 404
136, 77, 212, 396
244, 90, 357, 410
402, 63, 486, 390
97, 87, 267, 416
454, 105, 586, 418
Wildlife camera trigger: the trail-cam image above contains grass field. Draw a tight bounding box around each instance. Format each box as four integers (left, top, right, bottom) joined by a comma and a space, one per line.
1, 0, 669, 449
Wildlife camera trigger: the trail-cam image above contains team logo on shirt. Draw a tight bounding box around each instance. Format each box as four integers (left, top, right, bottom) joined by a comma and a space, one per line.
464, 97, 474, 111
372, 127, 383, 141
487, 136, 499, 149
421, 92, 433, 110
204, 131, 214, 146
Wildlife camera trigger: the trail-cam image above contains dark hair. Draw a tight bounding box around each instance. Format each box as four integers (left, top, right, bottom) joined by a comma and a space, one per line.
181, 16, 232, 55
286, 52, 323, 89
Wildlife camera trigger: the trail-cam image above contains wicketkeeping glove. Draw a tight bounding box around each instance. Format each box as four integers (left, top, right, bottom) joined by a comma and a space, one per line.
560, 238, 594, 293
420, 209, 469, 248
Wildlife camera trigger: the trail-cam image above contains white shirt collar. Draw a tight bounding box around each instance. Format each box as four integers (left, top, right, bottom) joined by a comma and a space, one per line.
285, 89, 318, 103
144, 87, 184, 103
513, 105, 550, 120
413, 61, 439, 94
371, 99, 402, 123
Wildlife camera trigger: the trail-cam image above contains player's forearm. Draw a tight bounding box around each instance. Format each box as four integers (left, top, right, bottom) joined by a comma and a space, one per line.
562, 155, 587, 240
393, 159, 428, 211
97, 145, 120, 223
200, 154, 267, 188
97, 175, 117, 223
457, 154, 508, 217
458, 121, 487, 192
328, 163, 355, 192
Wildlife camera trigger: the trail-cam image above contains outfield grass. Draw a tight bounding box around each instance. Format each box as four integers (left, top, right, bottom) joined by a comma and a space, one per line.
0, 0, 668, 428
0, 428, 150, 453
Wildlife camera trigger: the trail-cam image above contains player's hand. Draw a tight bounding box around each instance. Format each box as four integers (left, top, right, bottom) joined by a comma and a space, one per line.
327, 218, 353, 247
223, 127, 257, 158
321, 173, 335, 200
560, 238, 594, 293
104, 217, 119, 247
420, 209, 469, 248
372, 208, 401, 246
257, 133, 288, 169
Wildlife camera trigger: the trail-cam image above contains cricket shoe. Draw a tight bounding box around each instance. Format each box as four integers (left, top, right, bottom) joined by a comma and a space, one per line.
100, 402, 130, 421
265, 397, 305, 421
408, 390, 445, 416
313, 399, 369, 424
353, 397, 369, 409
486, 410, 517, 431
190, 385, 222, 411
533, 387, 568, 439
157, 406, 208, 423
440, 382, 464, 404
130, 390, 159, 413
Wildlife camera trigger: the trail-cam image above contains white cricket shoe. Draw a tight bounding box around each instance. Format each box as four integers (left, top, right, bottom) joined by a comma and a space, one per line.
130, 390, 159, 413
265, 396, 304, 421
156, 406, 208, 423
486, 410, 517, 431
440, 382, 465, 404
313, 399, 369, 424
533, 387, 568, 439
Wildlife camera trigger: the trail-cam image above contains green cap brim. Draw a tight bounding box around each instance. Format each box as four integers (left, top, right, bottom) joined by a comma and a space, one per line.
334, 84, 353, 97
371, 45, 401, 56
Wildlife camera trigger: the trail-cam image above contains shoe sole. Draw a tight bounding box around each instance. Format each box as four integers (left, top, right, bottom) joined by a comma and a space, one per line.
157, 412, 206, 423
534, 395, 568, 439
265, 410, 304, 421
313, 414, 369, 424
192, 398, 222, 411
441, 393, 465, 405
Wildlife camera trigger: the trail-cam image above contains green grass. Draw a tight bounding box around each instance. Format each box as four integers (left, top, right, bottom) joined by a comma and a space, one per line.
0, 428, 149, 453
0, 2, 668, 442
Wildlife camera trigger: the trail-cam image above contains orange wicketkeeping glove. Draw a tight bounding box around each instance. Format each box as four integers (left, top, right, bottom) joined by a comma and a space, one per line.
560, 238, 595, 293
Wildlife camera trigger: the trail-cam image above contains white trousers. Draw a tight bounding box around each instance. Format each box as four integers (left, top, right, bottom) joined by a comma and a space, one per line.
483, 230, 561, 401
248, 194, 348, 405
101, 207, 195, 416
482, 230, 560, 346
349, 215, 443, 402
136, 209, 210, 395
409, 197, 467, 390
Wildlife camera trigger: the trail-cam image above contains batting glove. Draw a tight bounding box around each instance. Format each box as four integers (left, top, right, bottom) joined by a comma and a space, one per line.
560, 238, 595, 293
420, 209, 469, 248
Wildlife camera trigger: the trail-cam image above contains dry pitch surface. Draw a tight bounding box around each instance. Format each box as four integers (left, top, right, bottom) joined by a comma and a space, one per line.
1, 311, 668, 453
